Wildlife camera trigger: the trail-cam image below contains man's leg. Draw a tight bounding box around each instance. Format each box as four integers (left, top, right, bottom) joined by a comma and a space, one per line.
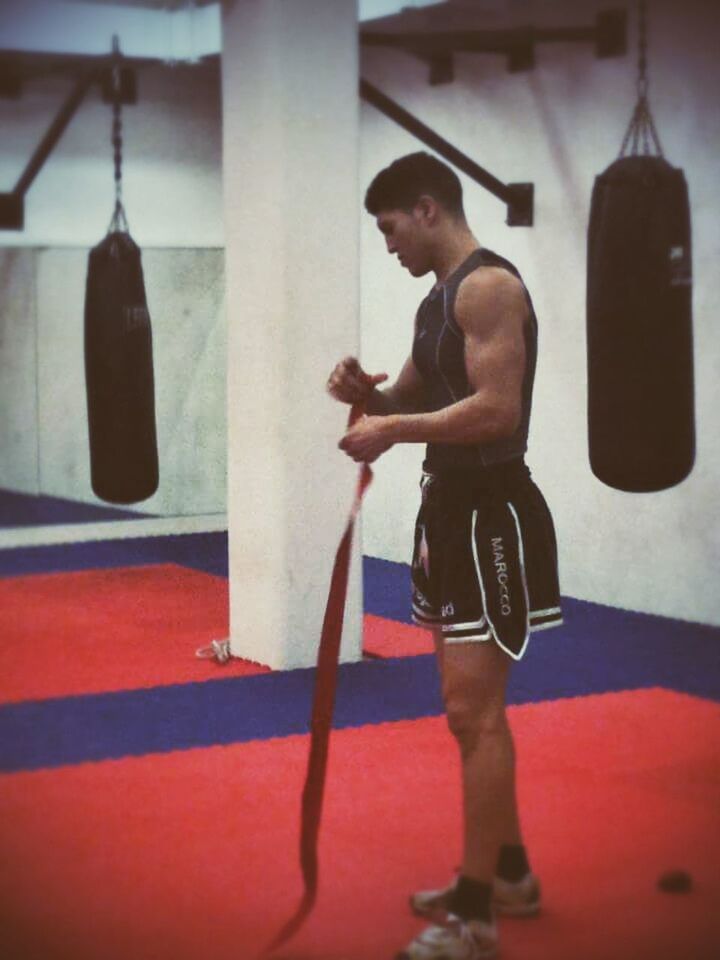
432, 631, 523, 862
438, 634, 518, 883
397, 636, 515, 956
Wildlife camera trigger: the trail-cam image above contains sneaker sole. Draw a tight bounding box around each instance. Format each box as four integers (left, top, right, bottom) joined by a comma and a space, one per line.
396, 938, 498, 960
396, 940, 499, 960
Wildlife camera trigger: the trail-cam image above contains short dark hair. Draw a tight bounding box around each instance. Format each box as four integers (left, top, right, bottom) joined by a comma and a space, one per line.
364, 152, 465, 218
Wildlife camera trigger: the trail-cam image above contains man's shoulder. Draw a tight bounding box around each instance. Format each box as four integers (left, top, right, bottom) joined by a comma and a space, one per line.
455, 266, 527, 326
460, 264, 523, 296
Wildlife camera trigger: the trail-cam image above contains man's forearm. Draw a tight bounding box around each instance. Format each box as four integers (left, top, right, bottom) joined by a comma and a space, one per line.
364, 387, 424, 416
382, 394, 518, 445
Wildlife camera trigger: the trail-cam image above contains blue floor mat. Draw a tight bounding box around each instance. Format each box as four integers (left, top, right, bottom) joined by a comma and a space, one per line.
0, 532, 229, 579
0, 489, 153, 527
1, 604, 718, 774
1, 536, 718, 774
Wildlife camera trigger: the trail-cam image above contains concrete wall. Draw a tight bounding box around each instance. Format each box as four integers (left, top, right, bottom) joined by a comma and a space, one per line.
359, 0, 720, 626
222, 0, 362, 669
0, 246, 226, 516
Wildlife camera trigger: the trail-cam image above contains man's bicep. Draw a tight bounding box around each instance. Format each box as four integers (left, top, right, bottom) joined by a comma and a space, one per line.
459, 273, 527, 423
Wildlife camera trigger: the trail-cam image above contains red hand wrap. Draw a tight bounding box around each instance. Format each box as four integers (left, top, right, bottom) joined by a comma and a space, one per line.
263, 404, 372, 955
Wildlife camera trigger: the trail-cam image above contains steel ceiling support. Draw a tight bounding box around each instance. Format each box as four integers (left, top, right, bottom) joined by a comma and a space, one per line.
361, 9, 627, 83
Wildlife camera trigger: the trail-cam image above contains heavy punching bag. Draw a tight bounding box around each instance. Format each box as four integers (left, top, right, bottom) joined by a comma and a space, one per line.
85, 221, 159, 504
85, 64, 159, 504
586, 2, 694, 492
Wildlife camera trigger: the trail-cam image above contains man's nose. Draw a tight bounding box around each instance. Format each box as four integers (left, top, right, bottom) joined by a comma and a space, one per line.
386, 237, 396, 253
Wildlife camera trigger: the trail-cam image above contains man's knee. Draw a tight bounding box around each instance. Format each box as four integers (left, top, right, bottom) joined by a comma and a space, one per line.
444, 693, 508, 753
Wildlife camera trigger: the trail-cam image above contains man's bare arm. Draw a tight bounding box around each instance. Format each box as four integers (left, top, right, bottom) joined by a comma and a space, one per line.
327, 354, 426, 415
385, 268, 527, 444
365, 355, 426, 415
339, 269, 527, 461
388, 268, 528, 444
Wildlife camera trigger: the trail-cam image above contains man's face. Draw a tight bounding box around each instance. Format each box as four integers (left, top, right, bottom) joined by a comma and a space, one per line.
375, 206, 433, 277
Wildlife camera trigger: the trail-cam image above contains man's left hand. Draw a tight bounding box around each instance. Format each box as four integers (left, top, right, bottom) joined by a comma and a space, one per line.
339, 416, 394, 463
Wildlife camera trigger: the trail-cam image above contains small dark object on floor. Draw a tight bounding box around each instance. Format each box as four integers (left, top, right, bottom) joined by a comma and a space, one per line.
657, 869, 693, 893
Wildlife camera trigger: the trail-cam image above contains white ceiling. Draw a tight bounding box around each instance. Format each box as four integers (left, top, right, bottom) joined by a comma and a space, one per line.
0, 0, 547, 64
67, 0, 443, 18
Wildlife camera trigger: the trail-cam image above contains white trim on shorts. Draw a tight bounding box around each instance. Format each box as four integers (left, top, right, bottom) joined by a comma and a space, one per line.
445, 631, 493, 644
530, 617, 564, 633
412, 604, 443, 624
506, 500, 532, 660
470, 508, 505, 653
469, 502, 532, 662
529, 605, 563, 632
441, 617, 488, 632
530, 606, 562, 619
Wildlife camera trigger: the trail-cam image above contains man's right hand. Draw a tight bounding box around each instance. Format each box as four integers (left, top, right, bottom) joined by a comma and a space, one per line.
326, 356, 388, 405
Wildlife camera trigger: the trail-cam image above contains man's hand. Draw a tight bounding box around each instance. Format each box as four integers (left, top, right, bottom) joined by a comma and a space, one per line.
339, 415, 395, 463
327, 356, 388, 405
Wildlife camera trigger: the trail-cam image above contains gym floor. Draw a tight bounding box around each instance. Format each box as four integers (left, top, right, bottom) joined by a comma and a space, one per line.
1, 529, 719, 960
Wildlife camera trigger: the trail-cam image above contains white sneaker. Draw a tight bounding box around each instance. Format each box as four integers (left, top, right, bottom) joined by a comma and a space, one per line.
396, 915, 498, 960
493, 873, 541, 917
410, 873, 541, 923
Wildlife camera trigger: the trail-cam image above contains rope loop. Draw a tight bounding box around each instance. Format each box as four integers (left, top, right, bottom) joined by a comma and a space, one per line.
618, 0, 663, 158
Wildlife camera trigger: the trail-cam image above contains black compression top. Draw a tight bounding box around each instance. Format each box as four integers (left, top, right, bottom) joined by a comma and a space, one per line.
411, 247, 538, 474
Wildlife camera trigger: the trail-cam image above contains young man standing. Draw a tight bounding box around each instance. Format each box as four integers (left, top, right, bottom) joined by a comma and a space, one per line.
327, 152, 562, 960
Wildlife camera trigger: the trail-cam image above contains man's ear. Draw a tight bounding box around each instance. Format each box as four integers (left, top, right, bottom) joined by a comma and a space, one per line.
415, 194, 438, 225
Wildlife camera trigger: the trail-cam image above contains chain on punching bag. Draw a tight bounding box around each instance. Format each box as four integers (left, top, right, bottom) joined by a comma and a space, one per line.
586, 0, 694, 492
84, 49, 159, 504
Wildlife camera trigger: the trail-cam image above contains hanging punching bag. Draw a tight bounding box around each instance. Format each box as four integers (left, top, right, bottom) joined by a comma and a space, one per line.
84, 63, 159, 505
586, 3, 694, 492
85, 225, 159, 504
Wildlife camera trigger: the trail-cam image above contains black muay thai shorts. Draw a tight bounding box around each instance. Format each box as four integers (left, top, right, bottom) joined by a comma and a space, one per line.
411, 458, 562, 660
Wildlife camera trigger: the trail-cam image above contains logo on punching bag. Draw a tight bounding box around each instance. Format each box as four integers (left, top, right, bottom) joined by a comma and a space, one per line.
668, 246, 691, 287
122, 305, 151, 333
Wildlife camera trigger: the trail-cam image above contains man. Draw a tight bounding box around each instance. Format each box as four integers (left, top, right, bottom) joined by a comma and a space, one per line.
327, 152, 562, 960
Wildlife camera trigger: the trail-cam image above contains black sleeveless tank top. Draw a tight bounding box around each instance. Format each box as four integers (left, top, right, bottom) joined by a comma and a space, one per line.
411, 247, 538, 474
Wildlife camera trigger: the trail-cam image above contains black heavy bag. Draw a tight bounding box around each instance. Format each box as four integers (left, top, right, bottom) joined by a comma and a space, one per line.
586, 0, 695, 495
84, 230, 159, 504
586, 156, 694, 491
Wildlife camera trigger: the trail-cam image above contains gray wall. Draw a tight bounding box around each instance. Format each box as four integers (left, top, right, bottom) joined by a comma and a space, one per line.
1, 2, 718, 627
0, 60, 226, 524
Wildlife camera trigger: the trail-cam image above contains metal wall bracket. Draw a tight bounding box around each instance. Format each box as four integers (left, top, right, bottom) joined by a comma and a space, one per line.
506, 184, 534, 227
0, 52, 137, 231
360, 79, 533, 227
362, 8, 626, 85
0, 62, 22, 99
0, 192, 24, 230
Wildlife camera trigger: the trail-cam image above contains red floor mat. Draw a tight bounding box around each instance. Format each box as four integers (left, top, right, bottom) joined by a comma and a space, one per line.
363, 613, 433, 658
0, 566, 430, 706
0, 565, 268, 704
1, 688, 718, 960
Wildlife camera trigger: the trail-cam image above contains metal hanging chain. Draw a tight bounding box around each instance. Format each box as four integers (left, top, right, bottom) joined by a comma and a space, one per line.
637, 0, 648, 99
108, 38, 130, 234
619, 0, 664, 158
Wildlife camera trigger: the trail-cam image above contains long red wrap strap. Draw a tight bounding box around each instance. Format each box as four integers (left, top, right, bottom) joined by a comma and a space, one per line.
263, 405, 372, 955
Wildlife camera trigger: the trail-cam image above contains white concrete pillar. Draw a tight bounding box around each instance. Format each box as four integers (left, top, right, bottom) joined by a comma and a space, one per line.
221, 0, 362, 669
